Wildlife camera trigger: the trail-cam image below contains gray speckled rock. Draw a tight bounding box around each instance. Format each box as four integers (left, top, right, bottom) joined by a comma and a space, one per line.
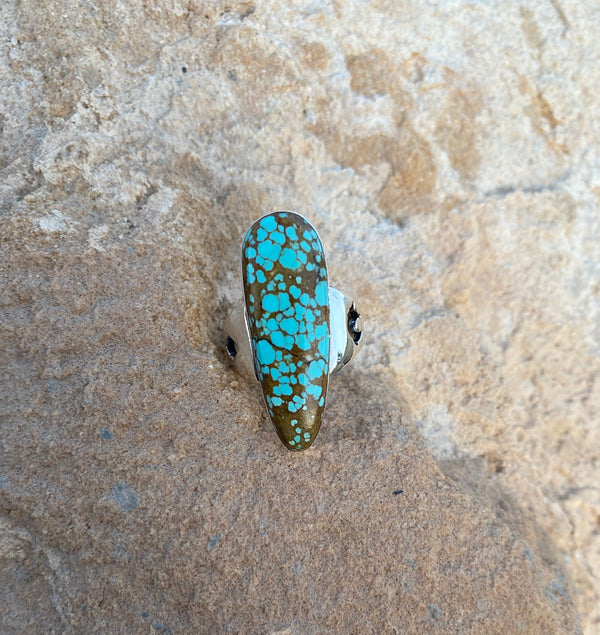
2, 0, 598, 631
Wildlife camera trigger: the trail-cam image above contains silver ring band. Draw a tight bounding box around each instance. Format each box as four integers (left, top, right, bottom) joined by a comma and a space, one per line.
224, 211, 364, 451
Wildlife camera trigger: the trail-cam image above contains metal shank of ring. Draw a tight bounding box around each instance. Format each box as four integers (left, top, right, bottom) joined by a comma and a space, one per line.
225, 287, 363, 383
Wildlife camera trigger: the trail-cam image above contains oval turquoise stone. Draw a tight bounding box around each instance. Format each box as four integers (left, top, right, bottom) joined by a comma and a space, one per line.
242, 212, 330, 451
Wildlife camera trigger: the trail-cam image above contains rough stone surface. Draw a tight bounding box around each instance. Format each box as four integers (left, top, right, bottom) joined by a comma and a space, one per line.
1, 0, 598, 632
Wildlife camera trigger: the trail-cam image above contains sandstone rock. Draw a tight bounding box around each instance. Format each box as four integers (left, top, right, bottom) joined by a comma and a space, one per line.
1, 0, 598, 632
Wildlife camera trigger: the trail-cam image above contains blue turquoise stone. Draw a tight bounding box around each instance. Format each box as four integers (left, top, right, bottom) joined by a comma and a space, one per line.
242, 212, 330, 451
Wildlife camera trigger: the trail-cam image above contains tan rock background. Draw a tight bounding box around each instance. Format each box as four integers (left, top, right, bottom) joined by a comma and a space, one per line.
1, 0, 598, 632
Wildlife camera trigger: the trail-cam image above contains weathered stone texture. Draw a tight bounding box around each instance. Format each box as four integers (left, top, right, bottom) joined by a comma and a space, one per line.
1, 0, 598, 632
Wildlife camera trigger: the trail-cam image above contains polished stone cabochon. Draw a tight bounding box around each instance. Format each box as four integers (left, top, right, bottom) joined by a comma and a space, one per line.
242, 212, 330, 450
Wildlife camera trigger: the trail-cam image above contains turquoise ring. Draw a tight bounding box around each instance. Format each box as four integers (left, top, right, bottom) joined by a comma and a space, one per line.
225, 212, 363, 451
